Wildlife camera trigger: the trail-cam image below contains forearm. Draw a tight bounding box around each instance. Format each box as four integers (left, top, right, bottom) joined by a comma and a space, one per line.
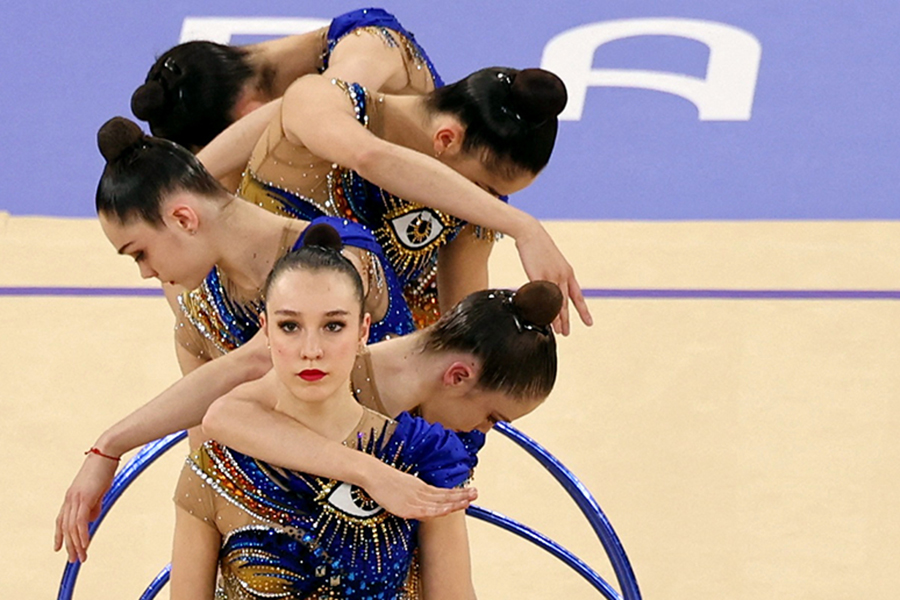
354, 143, 539, 240
202, 396, 394, 486
418, 511, 477, 600
95, 351, 268, 457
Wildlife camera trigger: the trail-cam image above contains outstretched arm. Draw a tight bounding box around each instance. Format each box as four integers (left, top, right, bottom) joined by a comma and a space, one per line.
418, 510, 478, 600
203, 386, 477, 520
53, 331, 272, 563
281, 76, 591, 334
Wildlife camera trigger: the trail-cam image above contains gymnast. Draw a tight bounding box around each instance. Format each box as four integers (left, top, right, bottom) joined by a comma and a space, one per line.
199, 65, 589, 333
170, 227, 482, 598
132, 8, 442, 155
55, 277, 561, 565
94, 115, 415, 376
133, 9, 590, 333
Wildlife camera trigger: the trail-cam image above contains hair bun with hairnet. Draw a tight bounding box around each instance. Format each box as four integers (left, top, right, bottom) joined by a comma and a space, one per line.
512, 281, 563, 328
131, 80, 169, 121
302, 223, 344, 252
508, 68, 568, 125
97, 116, 146, 163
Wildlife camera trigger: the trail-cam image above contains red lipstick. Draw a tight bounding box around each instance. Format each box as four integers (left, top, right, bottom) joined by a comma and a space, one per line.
298, 369, 326, 382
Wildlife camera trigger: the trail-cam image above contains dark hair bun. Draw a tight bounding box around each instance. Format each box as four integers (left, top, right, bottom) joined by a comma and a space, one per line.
302, 223, 343, 252
131, 81, 168, 121
512, 281, 563, 327
509, 69, 567, 124
97, 116, 145, 163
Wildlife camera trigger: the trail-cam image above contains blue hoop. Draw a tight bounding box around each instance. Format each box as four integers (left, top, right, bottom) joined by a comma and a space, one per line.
57, 432, 187, 600
59, 426, 640, 599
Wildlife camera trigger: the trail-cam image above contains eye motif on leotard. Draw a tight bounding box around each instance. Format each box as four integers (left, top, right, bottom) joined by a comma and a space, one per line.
389, 209, 446, 250
324, 482, 385, 519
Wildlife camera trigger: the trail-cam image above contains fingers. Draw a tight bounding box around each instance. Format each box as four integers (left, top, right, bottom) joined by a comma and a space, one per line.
63, 501, 79, 563
568, 275, 593, 327
557, 283, 571, 336
75, 502, 92, 562
58, 494, 93, 563
418, 486, 477, 520
53, 507, 64, 552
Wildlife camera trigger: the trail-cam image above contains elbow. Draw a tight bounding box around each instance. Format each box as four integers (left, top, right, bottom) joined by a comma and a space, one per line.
350, 144, 391, 181
200, 400, 228, 440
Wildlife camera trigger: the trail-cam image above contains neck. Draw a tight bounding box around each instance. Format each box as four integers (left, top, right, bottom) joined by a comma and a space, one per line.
380, 95, 435, 155
212, 197, 300, 293
248, 33, 324, 97
270, 372, 364, 442
367, 331, 440, 416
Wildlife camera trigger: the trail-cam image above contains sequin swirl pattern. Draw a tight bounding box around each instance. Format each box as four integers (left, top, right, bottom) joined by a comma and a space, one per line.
180, 412, 479, 599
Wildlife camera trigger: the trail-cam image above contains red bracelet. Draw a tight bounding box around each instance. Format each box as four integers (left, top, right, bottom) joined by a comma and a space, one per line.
85, 447, 121, 462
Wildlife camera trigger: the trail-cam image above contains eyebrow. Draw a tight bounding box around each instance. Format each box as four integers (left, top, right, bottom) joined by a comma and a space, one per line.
117, 241, 134, 255
273, 309, 352, 317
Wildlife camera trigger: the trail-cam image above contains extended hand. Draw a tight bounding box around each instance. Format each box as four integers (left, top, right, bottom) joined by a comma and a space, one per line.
363, 463, 477, 520
54, 455, 118, 563
515, 220, 593, 335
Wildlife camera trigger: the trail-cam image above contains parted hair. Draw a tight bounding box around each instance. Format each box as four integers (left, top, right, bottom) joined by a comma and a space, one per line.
263, 223, 366, 319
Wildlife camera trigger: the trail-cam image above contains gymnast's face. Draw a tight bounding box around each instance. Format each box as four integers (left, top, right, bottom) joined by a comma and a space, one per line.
263, 268, 369, 404
421, 374, 546, 434
443, 152, 537, 199
98, 194, 218, 290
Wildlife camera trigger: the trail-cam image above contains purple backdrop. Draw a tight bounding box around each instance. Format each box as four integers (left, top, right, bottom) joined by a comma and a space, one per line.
2, 1, 897, 220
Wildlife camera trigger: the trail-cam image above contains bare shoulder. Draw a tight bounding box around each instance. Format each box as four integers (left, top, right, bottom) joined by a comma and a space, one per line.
225, 372, 279, 410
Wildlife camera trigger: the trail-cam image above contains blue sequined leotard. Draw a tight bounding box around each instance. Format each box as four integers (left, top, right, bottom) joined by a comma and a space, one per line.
175, 410, 483, 599
177, 216, 413, 360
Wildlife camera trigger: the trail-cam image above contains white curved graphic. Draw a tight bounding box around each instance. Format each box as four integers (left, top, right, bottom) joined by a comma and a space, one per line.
179, 17, 330, 44
542, 18, 762, 121
325, 482, 385, 519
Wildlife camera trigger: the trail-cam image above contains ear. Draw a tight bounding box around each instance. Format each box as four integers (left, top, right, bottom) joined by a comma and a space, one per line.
441, 360, 477, 390
168, 203, 201, 235
359, 313, 371, 348
432, 120, 466, 158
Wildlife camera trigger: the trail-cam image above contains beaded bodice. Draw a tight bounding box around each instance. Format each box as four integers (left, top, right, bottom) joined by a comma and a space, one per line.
175, 410, 479, 600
